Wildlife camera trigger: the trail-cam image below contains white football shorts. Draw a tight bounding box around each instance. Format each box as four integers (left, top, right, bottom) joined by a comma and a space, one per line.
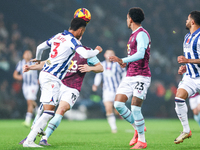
39, 71, 62, 106
22, 84, 39, 100
58, 83, 80, 109
116, 75, 151, 100
189, 94, 200, 110
103, 90, 116, 102
178, 75, 200, 97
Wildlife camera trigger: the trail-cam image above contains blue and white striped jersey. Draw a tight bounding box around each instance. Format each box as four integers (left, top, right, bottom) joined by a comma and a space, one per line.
41, 30, 81, 80
184, 28, 200, 78
15, 59, 38, 85
94, 61, 126, 92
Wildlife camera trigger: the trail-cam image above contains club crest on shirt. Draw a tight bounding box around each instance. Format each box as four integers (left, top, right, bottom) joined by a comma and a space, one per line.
127, 44, 131, 55
46, 60, 51, 65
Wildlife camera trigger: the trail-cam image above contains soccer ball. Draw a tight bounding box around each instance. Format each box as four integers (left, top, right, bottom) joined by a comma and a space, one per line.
74, 8, 91, 24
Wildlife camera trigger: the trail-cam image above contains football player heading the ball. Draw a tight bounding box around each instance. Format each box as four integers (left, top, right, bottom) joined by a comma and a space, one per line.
23, 8, 103, 147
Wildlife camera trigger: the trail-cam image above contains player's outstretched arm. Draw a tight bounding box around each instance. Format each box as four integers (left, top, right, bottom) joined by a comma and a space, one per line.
76, 46, 103, 59
78, 62, 103, 73
23, 61, 46, 72
109, 56, 126, 68
178, 55, 200, 64
35, 41, 50, 63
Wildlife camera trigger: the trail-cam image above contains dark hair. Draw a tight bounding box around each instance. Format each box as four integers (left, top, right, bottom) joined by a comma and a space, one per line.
69, 18, 87, 31
128, 7, 144, 24
190, 11, 200, 26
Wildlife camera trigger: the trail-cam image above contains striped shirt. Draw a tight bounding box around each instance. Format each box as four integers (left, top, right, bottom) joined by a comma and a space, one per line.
94, 61, 126, 92
184, 28, 200, 78
41, 30, 80, 80
15, 59, 38, 85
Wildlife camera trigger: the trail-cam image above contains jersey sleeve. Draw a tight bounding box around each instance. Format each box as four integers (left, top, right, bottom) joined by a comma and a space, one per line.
136, 31, 149, 50
87, 56, 100, 66
122, 31, 149, 63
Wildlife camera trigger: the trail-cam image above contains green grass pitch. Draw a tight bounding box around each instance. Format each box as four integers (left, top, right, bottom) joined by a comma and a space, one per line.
0, 119, 199, 150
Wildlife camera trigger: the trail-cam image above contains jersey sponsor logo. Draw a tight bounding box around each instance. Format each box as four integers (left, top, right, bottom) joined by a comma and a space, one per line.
67, 60, 78, 73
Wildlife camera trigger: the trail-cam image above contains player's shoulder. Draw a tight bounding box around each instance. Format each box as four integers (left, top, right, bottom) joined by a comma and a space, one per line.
82, 45, 92, 50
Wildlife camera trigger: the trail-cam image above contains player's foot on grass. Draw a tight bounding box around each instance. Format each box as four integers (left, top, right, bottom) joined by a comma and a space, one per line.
19, 137, 27, 144
23, 140, 42, 147
130, 141, 147, 149
39, 139, 51, 146
174, 130, 192, 144
129, 127, 146, 146
129, 130, 138, 146
22, 121, 30, 128
112, 129, 117, 133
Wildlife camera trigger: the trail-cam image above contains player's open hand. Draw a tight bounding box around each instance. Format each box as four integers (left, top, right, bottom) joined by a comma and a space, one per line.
23, 64, 30, 73
31, 58, 41, 64
95, 46, 103, 54
109, 56, 123, 64
177, 55, 189, 64
78, 64, 91, 73
178, 65, 186, 75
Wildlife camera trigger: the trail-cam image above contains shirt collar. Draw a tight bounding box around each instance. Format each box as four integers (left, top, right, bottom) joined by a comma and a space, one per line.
62, 30, 74, 37
190, 27, 200, 37
132, 26, 143, 34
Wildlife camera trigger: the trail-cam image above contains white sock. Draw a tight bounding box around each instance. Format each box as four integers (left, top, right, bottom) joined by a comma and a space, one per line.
131, 123, 136, 130
32, 103, 44, 128
25, 112, 32, 125
26, 110, 54, 142
107, 113, 117, 130
175, 97, 190, 133
138, 133, 145, 143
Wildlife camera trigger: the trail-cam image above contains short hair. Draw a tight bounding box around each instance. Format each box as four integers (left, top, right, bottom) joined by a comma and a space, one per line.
190, 11, 200, 26
128, 7, 145, 24
69, 18, 87, 31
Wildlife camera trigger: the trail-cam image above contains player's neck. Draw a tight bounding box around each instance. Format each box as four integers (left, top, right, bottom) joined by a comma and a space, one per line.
190, 25, 200, 34
131, 23, 141, 32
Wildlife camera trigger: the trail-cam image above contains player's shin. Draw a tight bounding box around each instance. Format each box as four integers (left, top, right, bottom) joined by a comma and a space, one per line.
32, 103, 44, 128
44, 114, 63, 139
131, 105, 145, 143
114, 101, 134, 124
175, 97, 190, 133
26, 110, 54, 142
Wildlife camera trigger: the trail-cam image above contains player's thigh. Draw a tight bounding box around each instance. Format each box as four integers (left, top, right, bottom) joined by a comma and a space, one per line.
58, 84, 80, 109
177, 75, 198, 98
39, 72, 61, 105
132, 76, 151, 100
116, 77, 133, 102
25, 85, 39, 100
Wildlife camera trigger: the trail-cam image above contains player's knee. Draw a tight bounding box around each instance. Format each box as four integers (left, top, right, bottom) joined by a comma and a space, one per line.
114, 101, 125, 111
56, 106, 70, 116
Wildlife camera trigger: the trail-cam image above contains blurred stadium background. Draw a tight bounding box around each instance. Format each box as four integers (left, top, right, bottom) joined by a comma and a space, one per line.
0, 0, 200, 119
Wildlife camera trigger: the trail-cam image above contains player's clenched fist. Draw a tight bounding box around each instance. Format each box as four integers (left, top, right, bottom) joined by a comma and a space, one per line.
178, 65, 186, 75
95, 46, 103, 54
23, 64, 30, 73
